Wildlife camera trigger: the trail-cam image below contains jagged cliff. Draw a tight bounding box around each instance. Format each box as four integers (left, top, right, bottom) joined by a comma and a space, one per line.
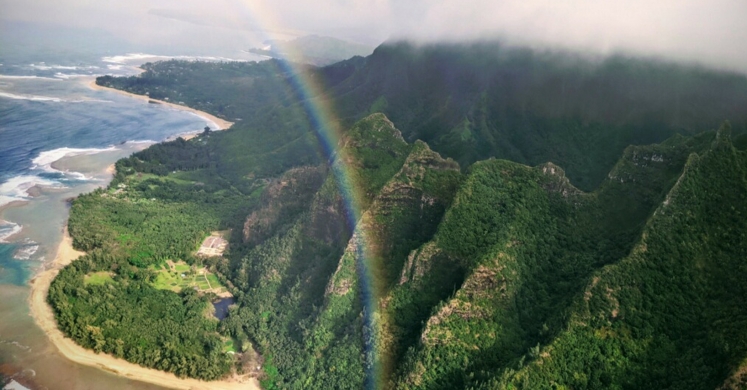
225, 115, 746, 390
59, 40, 747, 389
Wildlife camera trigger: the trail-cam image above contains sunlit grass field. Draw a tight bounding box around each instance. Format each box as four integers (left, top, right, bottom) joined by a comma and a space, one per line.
148, 260, 227, 293
83, 271, 115, 286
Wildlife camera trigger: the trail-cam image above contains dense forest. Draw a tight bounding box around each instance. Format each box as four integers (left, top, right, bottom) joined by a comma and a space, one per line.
50, 140, 263, 379
49, 41, 747, 389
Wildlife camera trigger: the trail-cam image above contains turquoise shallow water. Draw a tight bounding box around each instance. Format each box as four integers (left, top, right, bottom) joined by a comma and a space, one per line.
0, 70, 202, 390
0, 243, 28, 286
0, 22, 263, 389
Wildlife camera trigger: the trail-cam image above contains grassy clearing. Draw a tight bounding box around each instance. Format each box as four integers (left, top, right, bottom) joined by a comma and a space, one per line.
206, 273, 221, 287
84, 271, 115, 286
129, 173, 194, 185
149, 260, 228, 294
223, 338, 237, 353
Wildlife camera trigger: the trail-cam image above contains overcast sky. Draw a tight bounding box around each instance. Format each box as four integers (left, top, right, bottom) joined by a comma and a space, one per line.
2, 0, 747, 73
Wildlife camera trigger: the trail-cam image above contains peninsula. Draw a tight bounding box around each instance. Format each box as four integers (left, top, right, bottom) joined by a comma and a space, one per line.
41, 42, 747, 390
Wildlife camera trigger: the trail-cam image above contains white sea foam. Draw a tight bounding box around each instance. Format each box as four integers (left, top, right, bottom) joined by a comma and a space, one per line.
0, 219, 23, 243
32, 65, 76, 70
13, 240, 39, 260
0, 175, 62, 208
32, 147, 117, 169
0, 74, 61, 81
0, 91, 112, 103
70, 98, 114, 103
0, 339, 31, 351
54, 72, 100, 80
30, 147, 117, 181
29, 63, 98, 71
0, 91, 65, 102
102, 53, 160, 64
102, 53, 247, 64
0, 195, 20, 208
64, 171, 95, 181
125, 139, 157, 145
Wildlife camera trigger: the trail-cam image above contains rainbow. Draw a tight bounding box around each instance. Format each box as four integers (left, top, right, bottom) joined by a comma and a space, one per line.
227, 2, 384, 388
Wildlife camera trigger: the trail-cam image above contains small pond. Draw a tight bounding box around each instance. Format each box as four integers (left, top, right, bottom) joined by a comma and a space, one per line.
212, 297, 235, 320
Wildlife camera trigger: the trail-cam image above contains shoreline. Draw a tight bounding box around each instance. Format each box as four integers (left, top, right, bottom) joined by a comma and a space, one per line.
24, 81, 256, 389
27, 227, 259, 390
87, 78, 234, 133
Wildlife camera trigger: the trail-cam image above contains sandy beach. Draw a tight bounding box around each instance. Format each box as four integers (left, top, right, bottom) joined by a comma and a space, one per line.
17, 74, 256, 390
27, 227, 259, 390
88, 79, 234, 133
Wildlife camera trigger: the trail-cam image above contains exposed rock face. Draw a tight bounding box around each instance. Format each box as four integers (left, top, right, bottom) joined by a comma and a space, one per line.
231, 108, 747, 390
304, 181, 349, 246
399, 242, 443, 285
719, 362, 747, 390
242, 165, 326, 245
537, 162, 582, 197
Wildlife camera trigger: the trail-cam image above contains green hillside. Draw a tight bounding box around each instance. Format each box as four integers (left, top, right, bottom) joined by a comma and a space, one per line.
483, 124, 747, 390
49, 42, 747, 389
330, 42, 747, 190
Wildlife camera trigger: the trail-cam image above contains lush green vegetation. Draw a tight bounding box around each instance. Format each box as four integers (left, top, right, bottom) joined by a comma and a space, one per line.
331, 42, 747, 190
83, 271, 114, 286
487, 124, 747, 390
98, 60, 296, 123
52, 135, 263, 379
68, 161, 258, 266
48, 251, 232, 379
149, 261, 228, 294
49, 41, 747, 388
391, 130, 715, 389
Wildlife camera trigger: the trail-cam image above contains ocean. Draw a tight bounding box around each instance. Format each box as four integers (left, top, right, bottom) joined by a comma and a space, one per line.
0, 22, 263, 389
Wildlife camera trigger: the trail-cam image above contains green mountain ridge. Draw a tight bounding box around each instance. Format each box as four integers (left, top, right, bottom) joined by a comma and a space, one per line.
488, 125, 747, 390
97, 41, 747, 191
329, 42, 747, 191
50, 41, 747, 389
391, 128, 722, 389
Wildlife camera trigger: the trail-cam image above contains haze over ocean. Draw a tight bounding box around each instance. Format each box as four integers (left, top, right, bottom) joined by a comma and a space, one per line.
0, 21, 262, 389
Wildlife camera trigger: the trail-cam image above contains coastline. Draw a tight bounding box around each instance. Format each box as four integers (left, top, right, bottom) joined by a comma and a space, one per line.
23, 82, 255, 389
87, 78, 234, 133
27, 229, 259, 390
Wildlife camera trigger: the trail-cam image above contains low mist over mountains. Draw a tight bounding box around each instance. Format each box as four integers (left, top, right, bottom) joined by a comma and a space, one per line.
50, 40, 747, 389
248, 35, 374, 66
100, 40, 747, 189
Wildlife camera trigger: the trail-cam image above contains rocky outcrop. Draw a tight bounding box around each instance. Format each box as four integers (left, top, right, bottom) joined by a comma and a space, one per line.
242, 165, 326, 245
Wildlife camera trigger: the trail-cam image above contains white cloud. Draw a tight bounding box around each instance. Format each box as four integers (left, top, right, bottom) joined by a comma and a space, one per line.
2, 0, 746, 72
